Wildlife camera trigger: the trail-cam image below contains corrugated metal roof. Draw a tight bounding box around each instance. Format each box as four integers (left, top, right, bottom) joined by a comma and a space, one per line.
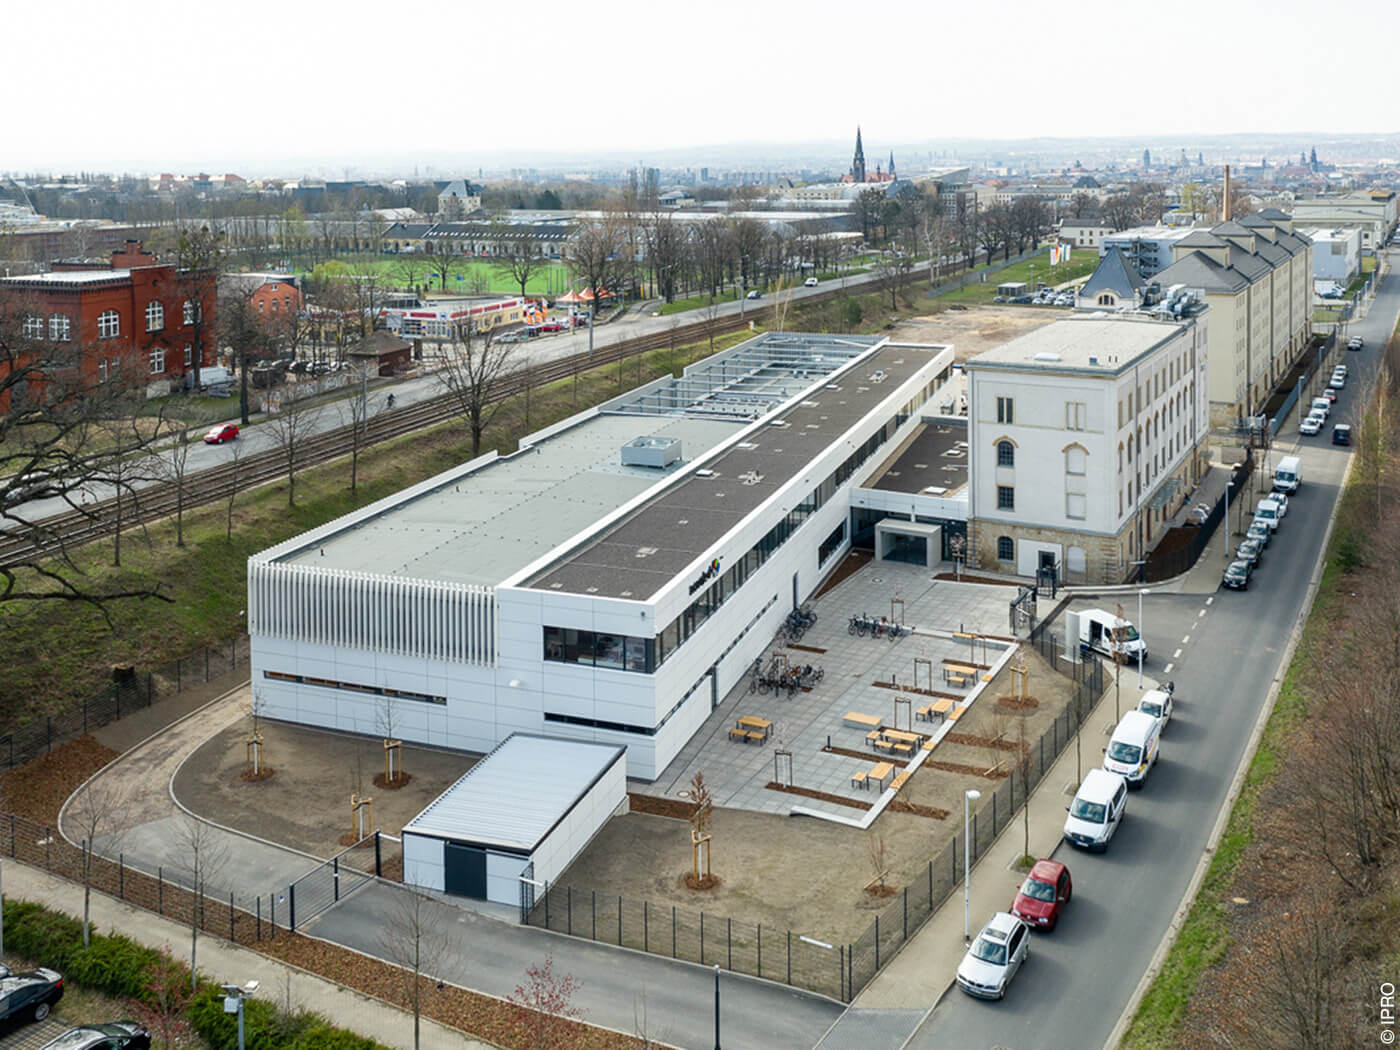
402, 734, 624, 853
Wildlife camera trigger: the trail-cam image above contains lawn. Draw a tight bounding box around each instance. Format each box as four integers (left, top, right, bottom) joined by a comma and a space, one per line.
299, 254, 573, 297
938, 249, 1100, 305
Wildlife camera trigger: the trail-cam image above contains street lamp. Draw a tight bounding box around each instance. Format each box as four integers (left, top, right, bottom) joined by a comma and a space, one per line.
1224, 478, 1234, 558
963, 788, 982, 942
1137, 589, 1150, 688
222, 981, 260, 1050
711, 968, 722, 1050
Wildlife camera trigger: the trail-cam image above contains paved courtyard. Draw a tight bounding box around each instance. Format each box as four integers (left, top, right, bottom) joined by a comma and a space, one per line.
635, 562, 1021, 817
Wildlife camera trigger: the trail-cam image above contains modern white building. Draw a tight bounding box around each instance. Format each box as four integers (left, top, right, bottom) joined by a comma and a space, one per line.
964, 312, 1210, 584
1099, 226, 1204, 279
402, 734, 625, 906
1290, 191, 1397, 250
1301, 226, 1362, 285
247, 333, 957, 780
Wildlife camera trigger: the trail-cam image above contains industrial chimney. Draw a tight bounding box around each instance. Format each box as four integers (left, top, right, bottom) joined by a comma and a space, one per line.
1222, 165, 1232, 222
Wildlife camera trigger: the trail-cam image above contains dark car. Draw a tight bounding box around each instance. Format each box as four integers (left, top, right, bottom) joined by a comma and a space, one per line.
1333, 423, 1352, 446
1236, 538, 1263, 568
2, 473, 59, 507
40, 1022, 151, 1050
1223, 559, 1253, 590
1010, 859, 1073, 931
0, 968, 64, 1025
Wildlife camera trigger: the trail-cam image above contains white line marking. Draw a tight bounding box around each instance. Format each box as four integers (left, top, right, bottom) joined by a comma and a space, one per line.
1181, 635, 1190, 645
1198, 608, 1207, 617
1164, 663, 1174, 674
1173, 649, 1182, 659
1206, 596, 1214, 606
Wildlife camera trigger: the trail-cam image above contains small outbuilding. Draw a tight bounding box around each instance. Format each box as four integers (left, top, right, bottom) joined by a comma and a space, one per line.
401, 734, 627, 906
346, 329, 413, 376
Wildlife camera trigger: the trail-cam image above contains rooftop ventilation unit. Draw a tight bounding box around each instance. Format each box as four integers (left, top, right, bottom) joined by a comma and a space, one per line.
739, 471, 764, 486
695, 469, 718, 478
1033, 352, 1062, 362
620, 435, 681, 468
769, 420, 791, 428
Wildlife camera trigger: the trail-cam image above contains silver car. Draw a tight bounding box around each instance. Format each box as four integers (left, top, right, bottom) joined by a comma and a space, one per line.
956, 912, 1030, 999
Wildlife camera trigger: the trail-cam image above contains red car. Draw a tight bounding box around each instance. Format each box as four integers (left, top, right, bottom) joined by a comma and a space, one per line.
535, 321, 566, 333
203, 423, 240, 445
1010, 859, 1073, 930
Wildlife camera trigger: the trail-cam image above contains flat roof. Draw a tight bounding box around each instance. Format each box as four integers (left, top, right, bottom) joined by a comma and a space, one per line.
966, 316, 1187, 375
402, 734, 624, 854
2, 269, 132, 286
862, 420, 968, 496
280, 413, 743, 586
527, 341, 947, 599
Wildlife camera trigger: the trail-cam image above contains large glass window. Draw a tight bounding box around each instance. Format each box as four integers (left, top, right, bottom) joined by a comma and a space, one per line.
543, 626, 655, 674
145, 301, 165, 332
97, 310, 120, 338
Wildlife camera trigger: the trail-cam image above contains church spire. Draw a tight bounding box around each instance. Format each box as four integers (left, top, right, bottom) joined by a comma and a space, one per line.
851, 126, 866, 183
889, 150, 896, 179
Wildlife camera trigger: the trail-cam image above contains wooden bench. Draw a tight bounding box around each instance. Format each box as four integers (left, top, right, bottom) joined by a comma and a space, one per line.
921, 737, 937, 752
873, 737, 896, 753
728, 727, 747, 742
890, 770, 911, 792
866, 729, 884, 746
946, 705, 966, 723
745, 730, 767, 744
946, 672, 972, 689
892, 741, 914, 757
851, 770, 869, 789
845, 711, 883, 729
915, 703, 935, 722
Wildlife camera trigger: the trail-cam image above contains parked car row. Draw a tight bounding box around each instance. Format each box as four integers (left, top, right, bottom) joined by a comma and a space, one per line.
0, 963, 151, 1047
957, 683, 1177, 1000
1299, 363, 1353, 445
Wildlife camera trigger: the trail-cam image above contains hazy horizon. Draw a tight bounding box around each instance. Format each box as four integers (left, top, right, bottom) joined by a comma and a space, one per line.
8, 0, 1399, 177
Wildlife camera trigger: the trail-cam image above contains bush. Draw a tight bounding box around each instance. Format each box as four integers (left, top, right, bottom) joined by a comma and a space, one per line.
3, 898, 165, 1001
187, 985, 392, 1050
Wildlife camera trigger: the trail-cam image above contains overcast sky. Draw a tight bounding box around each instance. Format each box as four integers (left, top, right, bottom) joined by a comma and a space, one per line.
8, 0, 1394, 175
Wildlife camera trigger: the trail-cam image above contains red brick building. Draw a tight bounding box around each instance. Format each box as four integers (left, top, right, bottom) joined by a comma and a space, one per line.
1, 240, 217, 393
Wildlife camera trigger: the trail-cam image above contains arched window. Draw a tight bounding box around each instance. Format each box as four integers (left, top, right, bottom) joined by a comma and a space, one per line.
997, 536, 1014, 561
997, 440, 1015, 467
145, 301, 165, 332
97, 310, 120, 339
1098, 293, 1114, 306
1065, 446, 1087, 476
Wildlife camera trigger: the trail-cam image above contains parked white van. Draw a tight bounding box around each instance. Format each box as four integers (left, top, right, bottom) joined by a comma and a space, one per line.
1063, 768, 1128, 852
1102, 710, 1162, 787
1273, 455, 1301, 494
1253, 497, 1283, 532
1075, 608, 1148, 663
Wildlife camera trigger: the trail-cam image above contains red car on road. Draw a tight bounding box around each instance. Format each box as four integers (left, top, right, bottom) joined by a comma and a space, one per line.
203, 424, 240, 444
1010, 859, 1073, 930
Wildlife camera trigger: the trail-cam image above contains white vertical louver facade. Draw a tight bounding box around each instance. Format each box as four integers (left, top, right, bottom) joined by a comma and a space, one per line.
248, 562, 495, 665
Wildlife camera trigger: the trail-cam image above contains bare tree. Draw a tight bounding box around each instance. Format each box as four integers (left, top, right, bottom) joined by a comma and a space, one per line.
93, 399, 164, 569
1101, 194, 1137, 232
218, 284, 275, 426
491, 222, 545, 298
264, 387, 323, 508
1067, 191, 1099, 219
873, 237, 917, 310
866, 829, 890, 894
437, 325, 515, 458
644, 211, 690, 304
565, 217, 627, 310
224, 437, 246, 541
509, 954, 584, 1050
428, 246, 463, 293
171, 227, 225, 392
375, 694, 405, 786
981, 203, 1017, 262
347, 364, 373, 495
953, 200, 981, 271
174, 815, 228, 988
65, 782, 128, 947
157, 424, 195, 548
378, 887, 447, 1050
1010, 197, 1049, 256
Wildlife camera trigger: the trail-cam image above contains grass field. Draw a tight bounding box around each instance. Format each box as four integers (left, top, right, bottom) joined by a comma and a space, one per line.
300, 255, 573, 296
938, 249, 1101, 305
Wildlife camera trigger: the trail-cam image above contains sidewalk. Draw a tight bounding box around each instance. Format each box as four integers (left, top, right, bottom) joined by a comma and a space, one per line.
853, 669, 1160, 1010
1, 861, 497, 1050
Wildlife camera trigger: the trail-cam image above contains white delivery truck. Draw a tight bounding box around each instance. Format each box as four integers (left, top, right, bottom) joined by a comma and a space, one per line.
1075, 608, 1147, 663
196, 366, 234, 396
1273, 455, 1301, 494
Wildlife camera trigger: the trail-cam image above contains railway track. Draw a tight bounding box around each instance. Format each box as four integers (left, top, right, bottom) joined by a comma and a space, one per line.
0, 307, 768, 567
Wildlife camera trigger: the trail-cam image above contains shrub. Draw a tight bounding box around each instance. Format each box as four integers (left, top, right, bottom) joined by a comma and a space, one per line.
187, 985, 392, 1050
2, 899, 164, 1001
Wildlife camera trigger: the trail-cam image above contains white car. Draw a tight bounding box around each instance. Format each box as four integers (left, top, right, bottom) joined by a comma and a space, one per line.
1271, 492, 1289, 519
1332, 364, 1348, 379
1137, 685, 1174, 731
956, 912, 1030, 1000
1329, 373, 1345, 389
803, 277, 818, 287
1299, 412, 1325, 436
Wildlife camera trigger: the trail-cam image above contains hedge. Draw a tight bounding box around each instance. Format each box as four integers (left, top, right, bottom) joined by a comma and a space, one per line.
3, 898, 392, 1050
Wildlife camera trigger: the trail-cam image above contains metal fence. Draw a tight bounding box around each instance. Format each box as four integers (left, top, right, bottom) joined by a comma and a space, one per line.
527, 642, 1107, 1001
0, 635, 251, 771
286, 833, 381, 930
1142, 454, 1253, 583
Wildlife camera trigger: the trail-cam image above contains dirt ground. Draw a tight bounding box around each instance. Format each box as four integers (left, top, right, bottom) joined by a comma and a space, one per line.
173, 720, 478, 858
556, 644, 1085, 945
891, 305, 1060, 362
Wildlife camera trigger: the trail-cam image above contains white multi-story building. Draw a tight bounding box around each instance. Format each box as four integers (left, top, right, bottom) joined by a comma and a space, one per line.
1301, 226, 1362, 285
1290, 191, 1397, 250
965, 312, 1210, 584
247, 333, 957, 781
1099, 226, 1204, 279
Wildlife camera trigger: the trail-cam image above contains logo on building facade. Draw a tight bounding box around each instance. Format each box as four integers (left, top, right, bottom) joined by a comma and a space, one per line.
688, 558, 722, 595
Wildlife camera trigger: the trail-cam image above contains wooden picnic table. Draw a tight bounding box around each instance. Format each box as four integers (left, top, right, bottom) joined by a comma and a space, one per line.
736, 715, 771, 742
881, 728, 922, 744
942, 656, 991, 670
844, 711, 883, 729
869, 762, 894, 790
943, 662, 979, 680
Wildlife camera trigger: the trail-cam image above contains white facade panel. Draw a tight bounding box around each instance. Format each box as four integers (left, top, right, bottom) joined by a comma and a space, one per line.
485, 852, 529, 906
402, 832, 445, 893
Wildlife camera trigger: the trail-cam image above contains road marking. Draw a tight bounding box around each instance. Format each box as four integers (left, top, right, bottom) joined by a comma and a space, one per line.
1198, 607, 1207, 617
1164, 663, 1174, 674
1206, 596, 1214, 606
1182, 635, 1190, 644
1173, 649, 1182, 659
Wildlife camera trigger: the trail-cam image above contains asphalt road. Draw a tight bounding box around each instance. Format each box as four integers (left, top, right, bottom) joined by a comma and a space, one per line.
906, 255, 1400, 1050
312, 882, 842, 1050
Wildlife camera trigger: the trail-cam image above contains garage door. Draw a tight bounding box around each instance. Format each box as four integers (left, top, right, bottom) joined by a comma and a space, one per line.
443, 842, 487, 899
